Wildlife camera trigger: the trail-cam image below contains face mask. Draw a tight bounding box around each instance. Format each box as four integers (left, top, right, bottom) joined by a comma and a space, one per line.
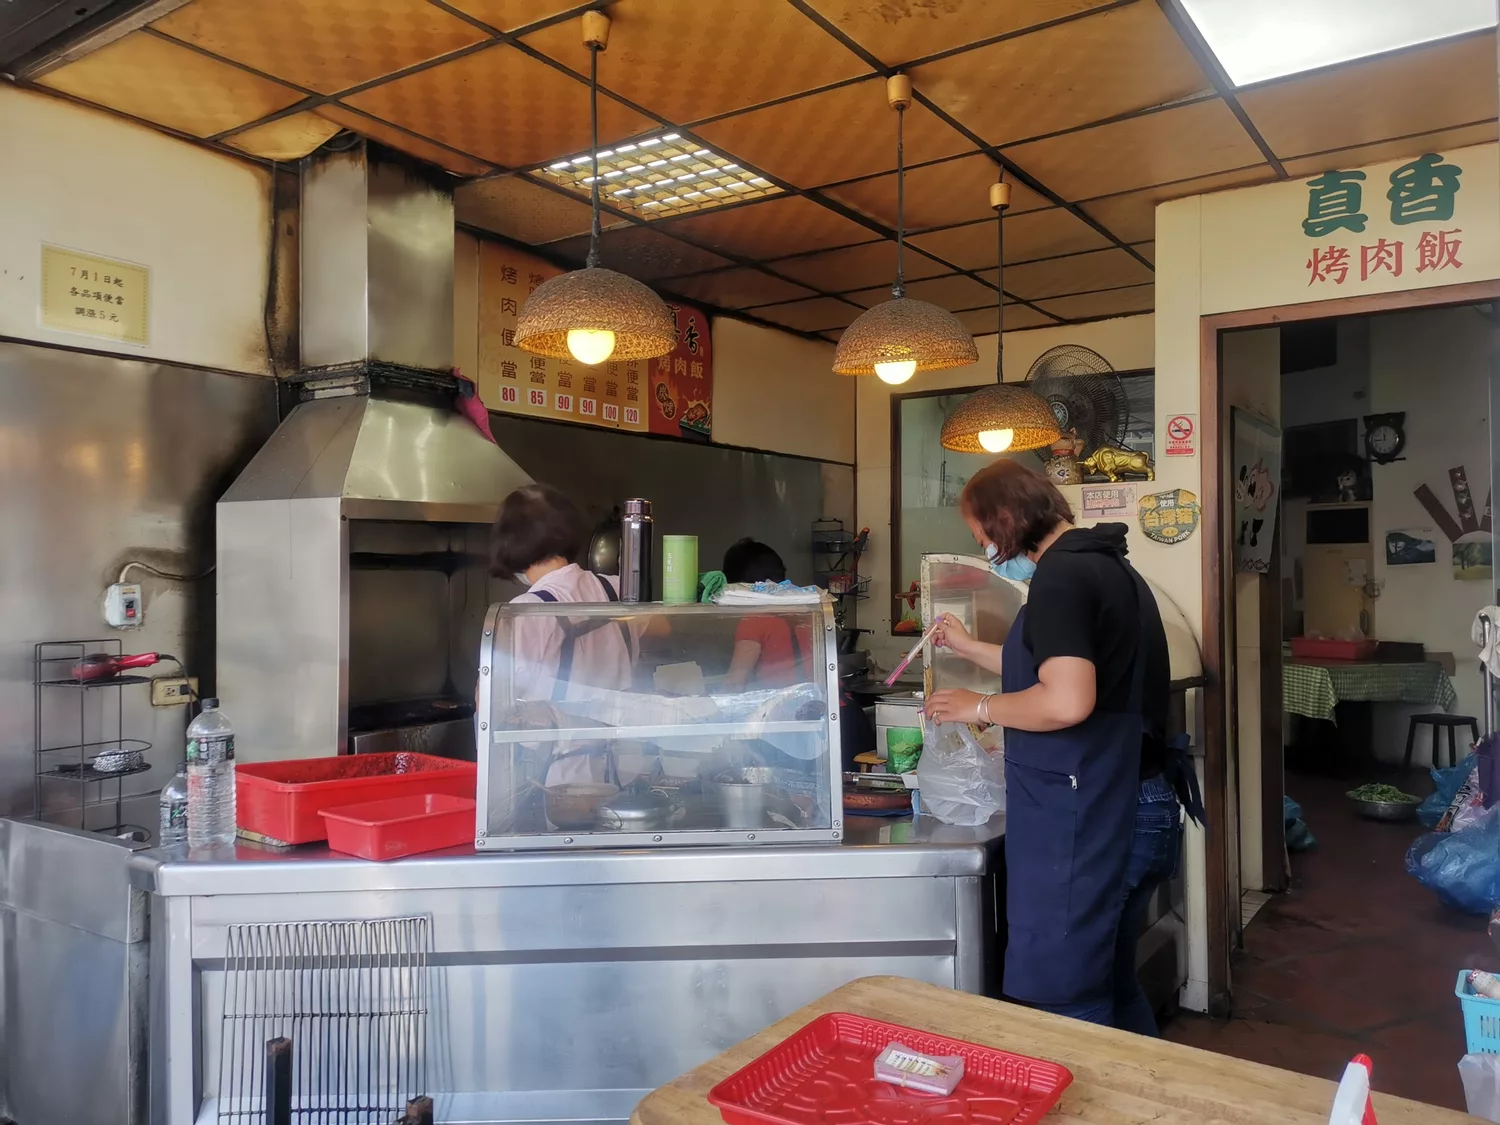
984, 543, 1036, 582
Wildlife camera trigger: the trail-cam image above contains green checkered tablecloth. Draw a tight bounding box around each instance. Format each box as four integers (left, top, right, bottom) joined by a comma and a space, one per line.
1283, 660, 1459, 723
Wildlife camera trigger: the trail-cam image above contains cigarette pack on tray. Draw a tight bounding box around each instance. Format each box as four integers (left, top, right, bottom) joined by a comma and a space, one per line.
874, 1042, 965, 1095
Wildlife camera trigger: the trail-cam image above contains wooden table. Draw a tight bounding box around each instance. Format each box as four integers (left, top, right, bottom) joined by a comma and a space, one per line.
631, 977, 1477, 1125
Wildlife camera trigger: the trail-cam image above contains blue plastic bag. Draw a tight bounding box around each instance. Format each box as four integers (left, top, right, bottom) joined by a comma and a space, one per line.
1406, 806, 1500, 914
1419, 755, 1478, 829
1284, 795, 1316, 851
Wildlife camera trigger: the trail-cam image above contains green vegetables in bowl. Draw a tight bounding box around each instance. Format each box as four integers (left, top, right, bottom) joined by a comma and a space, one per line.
1346, 783, 1420, 804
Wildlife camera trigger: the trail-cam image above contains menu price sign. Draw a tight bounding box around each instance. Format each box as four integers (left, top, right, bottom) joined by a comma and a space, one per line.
646, 303, 713, 438
41, 245, 149, 345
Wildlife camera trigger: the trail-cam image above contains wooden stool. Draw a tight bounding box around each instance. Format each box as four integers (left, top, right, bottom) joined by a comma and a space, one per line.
1404, 713, 1479, 771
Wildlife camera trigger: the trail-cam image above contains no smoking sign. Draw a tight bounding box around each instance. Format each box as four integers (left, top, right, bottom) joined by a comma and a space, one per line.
1165, 413, 1196, 457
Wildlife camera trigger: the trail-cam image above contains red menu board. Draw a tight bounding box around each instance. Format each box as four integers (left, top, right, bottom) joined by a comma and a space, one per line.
646, 302, 714, 438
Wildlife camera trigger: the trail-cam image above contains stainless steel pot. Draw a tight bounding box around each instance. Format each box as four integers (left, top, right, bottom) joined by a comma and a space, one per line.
595, 787, 674, 831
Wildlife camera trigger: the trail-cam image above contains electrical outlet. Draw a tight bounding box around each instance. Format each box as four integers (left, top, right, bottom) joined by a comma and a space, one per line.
150, 676, 198, 707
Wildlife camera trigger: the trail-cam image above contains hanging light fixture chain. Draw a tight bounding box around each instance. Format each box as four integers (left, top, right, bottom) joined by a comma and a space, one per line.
893, 103, 906, 300
995, 186, 1003, 385
586, 42, 602, 270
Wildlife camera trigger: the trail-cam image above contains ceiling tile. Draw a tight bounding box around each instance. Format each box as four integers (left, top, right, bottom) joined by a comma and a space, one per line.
316, 104, 492, 174
152, 0, 486, 96
546, 225, 735, 279
843, 273, 998, 312
456, 174, 629, 243
663, 268, 818, 309
519, 0, 870, 123
1078, 165, 1280, 242
804, 0, 1115, 67
996, 247, 1154, 300
439, 0, 591, 32
766, 239, 950, 290
654, 195, 875, 260
1282, 122, 1499, 178
910, 2, 1210, 148
36, 30, 304, 138
1038, 283, 1154, 320
911, 208, 1111, 270
750, 296, 865, 332
1004, 98, 1267, 200
824, 153, 1050, 230
1240, 31, 1498, 160
694, 76, 972, 188
958, 304, 1059, 334
343, 43, 654, 167
1132, 241, 1154, 264
221, 110, 341, 159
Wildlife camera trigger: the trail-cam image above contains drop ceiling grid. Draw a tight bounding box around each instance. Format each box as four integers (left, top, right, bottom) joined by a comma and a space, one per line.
18, 0, 1497, 323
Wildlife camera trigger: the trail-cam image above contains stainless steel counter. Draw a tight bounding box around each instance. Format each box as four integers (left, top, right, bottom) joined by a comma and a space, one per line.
120, 815, 1005, 1125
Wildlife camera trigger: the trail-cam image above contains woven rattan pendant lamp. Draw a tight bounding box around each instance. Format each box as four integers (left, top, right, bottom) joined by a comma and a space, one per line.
833, 76, 978, 385
940, 182, 1061, 453
515, 11, 675, 366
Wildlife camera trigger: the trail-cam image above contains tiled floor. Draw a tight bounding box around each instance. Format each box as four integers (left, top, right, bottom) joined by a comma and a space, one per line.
1164, 771, 1490, 1113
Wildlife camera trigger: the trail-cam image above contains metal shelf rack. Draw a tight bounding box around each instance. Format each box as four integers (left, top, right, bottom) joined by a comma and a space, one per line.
34, 639, 154, 840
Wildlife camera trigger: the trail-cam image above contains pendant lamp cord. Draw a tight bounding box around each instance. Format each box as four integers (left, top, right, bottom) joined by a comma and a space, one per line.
892, 104, 906, 300
995, 188, 1004, 385
586, 43, 602, 270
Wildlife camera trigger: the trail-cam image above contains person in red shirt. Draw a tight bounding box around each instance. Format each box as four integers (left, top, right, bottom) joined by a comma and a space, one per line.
719, 539, 811, 691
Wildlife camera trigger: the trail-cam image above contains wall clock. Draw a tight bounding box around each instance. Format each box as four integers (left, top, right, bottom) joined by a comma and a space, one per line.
1363, 412, 1406, 464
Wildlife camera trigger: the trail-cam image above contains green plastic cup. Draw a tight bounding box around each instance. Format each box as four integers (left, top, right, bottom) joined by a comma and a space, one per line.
662, 535, 699, 604
887, 727, 923, 774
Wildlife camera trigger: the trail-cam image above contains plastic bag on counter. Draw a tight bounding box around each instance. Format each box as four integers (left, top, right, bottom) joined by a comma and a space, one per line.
915, 722, 1004, 826
1461, 1054, 1500, 1122
1407, 805, 1500, 915
1419, 755, 1477, 829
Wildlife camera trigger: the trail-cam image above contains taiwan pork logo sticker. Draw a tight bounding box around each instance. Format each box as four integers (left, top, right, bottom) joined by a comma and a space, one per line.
1139, 488, 1200, 545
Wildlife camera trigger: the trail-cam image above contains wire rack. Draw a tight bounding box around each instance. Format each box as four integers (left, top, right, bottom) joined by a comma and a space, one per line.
217, 917, 431, 1124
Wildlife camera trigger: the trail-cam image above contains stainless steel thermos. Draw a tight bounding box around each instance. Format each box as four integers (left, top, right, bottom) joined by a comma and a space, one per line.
619, 498, 655, 603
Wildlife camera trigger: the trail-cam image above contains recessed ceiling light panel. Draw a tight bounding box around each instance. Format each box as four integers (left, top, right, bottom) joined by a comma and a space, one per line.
1180, 0, 1496, 86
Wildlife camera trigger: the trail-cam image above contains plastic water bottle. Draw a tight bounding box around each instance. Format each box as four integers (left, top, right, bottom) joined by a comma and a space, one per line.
186, 699, 236, 847
158, 765, 189, 846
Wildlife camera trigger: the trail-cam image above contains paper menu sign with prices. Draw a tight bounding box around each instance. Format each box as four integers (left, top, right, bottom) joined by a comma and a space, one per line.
41, 245, 149, 345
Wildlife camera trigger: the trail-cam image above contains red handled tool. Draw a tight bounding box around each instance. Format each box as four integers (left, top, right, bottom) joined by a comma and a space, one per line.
69, 652, 161, 682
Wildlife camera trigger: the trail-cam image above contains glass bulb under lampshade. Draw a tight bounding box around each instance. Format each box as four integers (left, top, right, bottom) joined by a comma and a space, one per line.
566, 328, 616, 365
978, 428, 1015, 454
875, 360, 917, 385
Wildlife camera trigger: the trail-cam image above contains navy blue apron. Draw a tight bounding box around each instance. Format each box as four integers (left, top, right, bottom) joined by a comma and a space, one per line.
1000, 571, 1148, 1007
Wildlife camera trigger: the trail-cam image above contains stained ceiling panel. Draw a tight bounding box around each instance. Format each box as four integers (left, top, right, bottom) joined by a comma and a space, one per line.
844, 273, 997, 312
343, 43, 654, 167
765, 240, 950, 290
958, 304, 1060, 333
36, 30, 304, 137
998, 247, 1154, 300
749, 296, 865, 332
910, 208, 1111, 270
694, 76, 972, 189
664, 268, 818, 310
1238, 31, 1499, 160
1280, 122, 1500, 178
152, 0, 486, 95
655, 195, 875, 260
1078, 165, 1280, 242
1037, 282, 1155, 320
803, 0, 1115, 67
1004, 98, 1267, 201
910, 2, 1210, 148
825, 153, 1050, 231
546, 224, 735, 278
519, 0, 870, 124
456, 174, 629, 244
315, 104, 493, 174
221, 109, 342, 159
439, 0, 595, 33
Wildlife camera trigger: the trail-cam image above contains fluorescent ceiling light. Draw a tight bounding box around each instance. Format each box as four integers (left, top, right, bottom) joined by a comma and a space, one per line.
1179, 0, 1496, 86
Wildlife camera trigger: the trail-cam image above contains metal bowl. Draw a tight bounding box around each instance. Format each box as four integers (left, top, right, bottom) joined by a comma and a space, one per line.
1350, 796, 1419, 822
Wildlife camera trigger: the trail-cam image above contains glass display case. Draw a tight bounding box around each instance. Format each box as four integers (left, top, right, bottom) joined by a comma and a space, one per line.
475, 599, 843, 850
919, 553, 1026, 695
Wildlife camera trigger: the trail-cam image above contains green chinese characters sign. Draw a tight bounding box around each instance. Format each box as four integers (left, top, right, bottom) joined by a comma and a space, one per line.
1302, 153, 1464, 285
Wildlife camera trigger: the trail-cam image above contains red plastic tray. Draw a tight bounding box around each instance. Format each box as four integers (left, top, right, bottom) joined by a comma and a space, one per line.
320, 793, 476, 860
1289, 637, 1378, 662
707, 1012, 1073, 1125
236, 753, 477, 844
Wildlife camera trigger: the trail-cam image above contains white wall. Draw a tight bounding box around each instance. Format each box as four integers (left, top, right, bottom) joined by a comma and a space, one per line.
0, 86, 274, 376
710, 317, 852, 463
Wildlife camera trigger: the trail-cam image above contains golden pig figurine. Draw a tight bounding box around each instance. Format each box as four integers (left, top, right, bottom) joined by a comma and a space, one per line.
1080, 446, 1155, 482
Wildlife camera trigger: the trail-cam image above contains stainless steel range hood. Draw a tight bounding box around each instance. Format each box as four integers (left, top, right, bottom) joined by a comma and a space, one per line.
218, 139, 531, 763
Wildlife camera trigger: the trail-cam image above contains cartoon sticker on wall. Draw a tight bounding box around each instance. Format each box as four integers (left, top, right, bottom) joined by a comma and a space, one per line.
1139, 488, 1200, 545
1413, 466, 1493, 581
1232, 408, 1281, 574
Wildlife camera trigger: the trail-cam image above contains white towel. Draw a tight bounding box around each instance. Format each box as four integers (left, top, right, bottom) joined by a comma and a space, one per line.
1473, 606, 1500, 674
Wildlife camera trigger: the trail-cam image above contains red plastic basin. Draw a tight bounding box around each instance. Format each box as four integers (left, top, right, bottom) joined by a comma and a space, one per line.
236, 753, 477, 844
1289, 637, 1378, 662
321, 793, 476, 860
